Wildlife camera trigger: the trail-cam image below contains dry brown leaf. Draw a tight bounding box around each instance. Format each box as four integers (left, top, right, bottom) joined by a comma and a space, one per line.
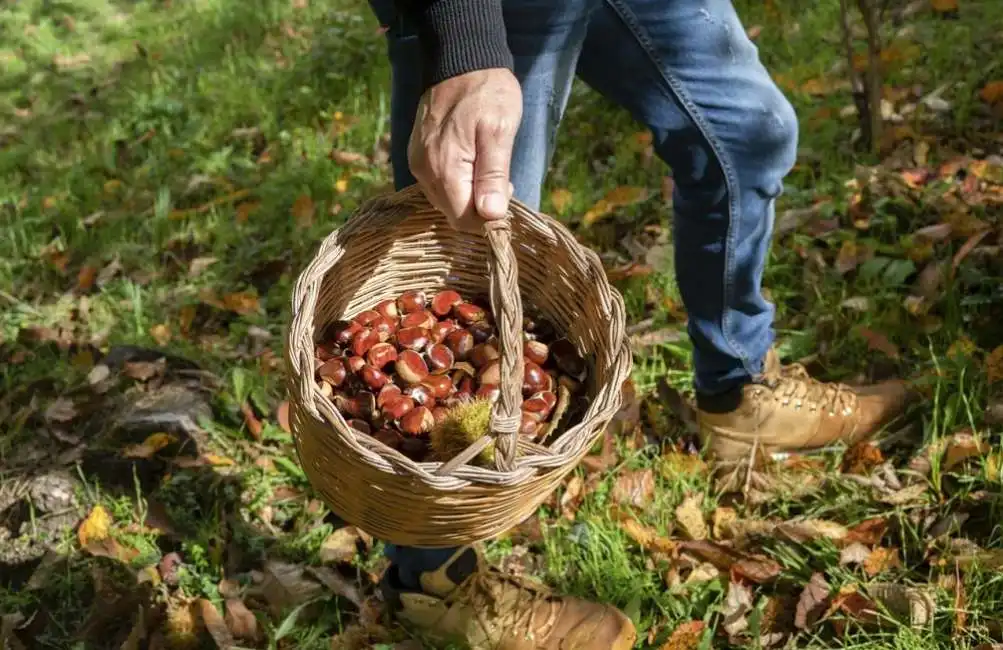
582, 186, 648, 225
306, 566, 363, 608
620, 519, 677, 554
159, 552, 183, 586
659, 620, 705, 650
259, 561, 324, 615
986, 346, 1003, 385
77, 264, 98, 291
842, 440, 884, 475
721, 581, 754, 638
980, 80, 1003, 105
674, 495, 708, 541
221, 292, 260, 316
291, 194, 315, 228
330, 150, 368, 166
78, 504, 112, 547
943, 431, 989, 470
150, 323, 172, 346
731, 556, 783, 585
712, 507, 737, 540
776, 519, 849, 544
845, 518, 888, 546
44, 397, 78, 424
878, 483, 928, 505
235, 201, 259, 223
240, 402, 263, 441
856, 327, 899, 359
84, 536, 140, 563
277, 400, 291, 433
863, 547, 902, 576
123, 433, 176, 459
198, 599, 235, 649
319, 527, 370, 564
612, 469, 655, 508
559, 475, 585, 519
795, 572, 831, 630
549, 188, 573, 215
840, 542, 872, 566
224, 599, 260, 642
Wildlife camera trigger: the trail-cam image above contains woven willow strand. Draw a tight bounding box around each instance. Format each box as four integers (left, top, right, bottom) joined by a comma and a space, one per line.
284, 184, 632, 546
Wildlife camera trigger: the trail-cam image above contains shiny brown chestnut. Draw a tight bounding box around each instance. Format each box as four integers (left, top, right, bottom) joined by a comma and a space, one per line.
425, 343, 454, 375
396, 350, 429, 384
400, 406, 434, 436
396, 290, 427, 314
396, 326, 431, 352
367, 342, 398, 369
430, 290, 463, 317
317, 358, 347, 387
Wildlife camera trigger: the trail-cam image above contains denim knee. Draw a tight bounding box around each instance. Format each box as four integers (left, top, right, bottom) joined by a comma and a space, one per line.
736, 83, 799, 185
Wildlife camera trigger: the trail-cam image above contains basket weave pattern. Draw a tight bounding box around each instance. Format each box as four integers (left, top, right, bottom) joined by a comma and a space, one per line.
286, 185, 631, 547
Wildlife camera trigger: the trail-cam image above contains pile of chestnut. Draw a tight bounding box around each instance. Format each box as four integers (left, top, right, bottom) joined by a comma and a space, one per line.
313, 289, 588, 462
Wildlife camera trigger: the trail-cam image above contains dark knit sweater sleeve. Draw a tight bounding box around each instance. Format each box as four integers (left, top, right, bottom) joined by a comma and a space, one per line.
393, 0, 513, 89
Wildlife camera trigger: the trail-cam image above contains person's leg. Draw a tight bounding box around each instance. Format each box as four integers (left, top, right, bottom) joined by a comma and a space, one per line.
367, 0, 592, 590
575, 0, 908, 460
577, 0, 797, 398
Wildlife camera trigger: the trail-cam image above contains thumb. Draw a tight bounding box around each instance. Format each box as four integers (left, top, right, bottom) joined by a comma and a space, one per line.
473, 121, 516, 221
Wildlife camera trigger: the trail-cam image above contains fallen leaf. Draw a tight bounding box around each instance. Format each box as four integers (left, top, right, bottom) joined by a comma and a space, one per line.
943, 431, 990, 470
549, 188, 573, 215
159, 552, 183, 586
795, 573, 831, 630
123, 433, 177, 459
78, 504, 112, 546
241, 402, 263, 441
674, 495, 708, 541
225, 599, 261, 642
980, 80, 1003, 105
235, 201, 260, 223
659, 620, 705, 650
319, 527, 369, 564
620, 518, 677, 554
84, 536, 140, 563
203, 454, 235, 467
612, 469, 655, 508
952, 229, 992, 272
842, 440, 884, 475
188, 257, 219, 277
44, 397, 78, 424
712, 507, 737, 540
222, 292, 261, 316
836, 240, 862, 274
845, 518, 888, 546
334, 178, 349, 193
878, 482, 928, 505
277, 400, 292, 433
330, 150, 368, 166
776, 519, 849, 544
306, 566, 363, 608
856, 327, 899, 359
986, 346, 1003, 385
259, 561, 324, 615
863, 547, 902, 576
840, 542, 873, 566
150, 323, 172, 346
292, 194, 315, 228
77, 265, 98, 291
721, 581, 754, 638
198, 599, 235, 649
582, 186, 648, 225
731, 556, 783, 585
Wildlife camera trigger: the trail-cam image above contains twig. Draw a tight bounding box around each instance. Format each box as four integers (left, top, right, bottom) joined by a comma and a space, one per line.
856, 0, 884, 155
838, 0, 872, 148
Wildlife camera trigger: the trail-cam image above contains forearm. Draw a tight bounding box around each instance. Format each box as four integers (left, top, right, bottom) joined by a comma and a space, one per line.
393, 0, 514, 89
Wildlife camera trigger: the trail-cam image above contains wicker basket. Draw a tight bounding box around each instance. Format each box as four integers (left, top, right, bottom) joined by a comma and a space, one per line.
285, 184, 631, 547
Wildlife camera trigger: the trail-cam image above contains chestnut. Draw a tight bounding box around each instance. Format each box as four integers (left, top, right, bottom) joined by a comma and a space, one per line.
454, 302, 486, 324
524, 340, 549, 367
470, 342, 500, 368
372, 316, 397, 340
319, 380, 333, 398
360, 364, 390, 390
373, 428, 403, 450
478, 359, 501, 385
407, 384, 436, 407
522, 361, 548, 396
444, 329, 475, 361
430, 290, 463, 317
397, 290, 427, 314
345, 355, 366, 374
396, 326, 431, 352
351, 328, 380, 357
456, 375, 475, 399
425, 343, 455, 375
432, 319, 458, 343
331, 320, 362, 346
551, 338, 587, 381
522, 391, 556, 421
468, 321, 494, 344
476, 383, 500, 401
396, 350, 429, 384
421, 374, 454, 400
352, 310, 382, 327
519, 413, 541, 437
377, 384, 403, 409
401, 310, 436, 330
316, 342, 339, 362
374, 299, 399, 320
382, 395, 415, 420
317, 358, 347, 387
334, 392, 375, 419
367, 342, 398, 369
452, 361, 476, 380
347, 419, 371, 434
400, 406, 434, 436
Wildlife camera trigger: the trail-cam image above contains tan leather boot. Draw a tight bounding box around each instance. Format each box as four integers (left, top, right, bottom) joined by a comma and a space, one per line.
698, 349, 910, 462
386, 547, 636, 650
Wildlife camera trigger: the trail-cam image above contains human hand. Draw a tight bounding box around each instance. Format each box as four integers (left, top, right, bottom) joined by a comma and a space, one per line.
408, 68, 522, 232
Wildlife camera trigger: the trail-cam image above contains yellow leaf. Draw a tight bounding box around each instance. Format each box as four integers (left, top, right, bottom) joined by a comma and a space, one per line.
103, 179, 122, 196
987, 346, 1003, 384
931, 0, 958, 12
582, 186, 648, 225
863, 547, 902, 576
235, 201, 260, 223
123, 432, 177, 459
675, 494, 708, 541
659, 621, 705, 650
222, 292, 260, 316
150, 323, 172, 346
204, 454, 235, 466
78, 504, 112, 546
549, 188, 573, 215
334, 178, 349, 194
982, 81, 1003, 105
291, 194, 315, 227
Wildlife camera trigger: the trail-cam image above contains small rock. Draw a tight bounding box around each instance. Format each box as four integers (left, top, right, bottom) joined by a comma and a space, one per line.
27, 471, 78, 513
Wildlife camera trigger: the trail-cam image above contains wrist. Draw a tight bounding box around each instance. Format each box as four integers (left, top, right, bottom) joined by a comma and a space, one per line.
417, 0, 513, 89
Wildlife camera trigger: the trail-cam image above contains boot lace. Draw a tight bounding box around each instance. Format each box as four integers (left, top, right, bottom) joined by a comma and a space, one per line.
445, 568, 563, 646
759, 370, 857, 416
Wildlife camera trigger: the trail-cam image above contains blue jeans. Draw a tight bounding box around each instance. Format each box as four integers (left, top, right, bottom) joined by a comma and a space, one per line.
368, 0, 798, 587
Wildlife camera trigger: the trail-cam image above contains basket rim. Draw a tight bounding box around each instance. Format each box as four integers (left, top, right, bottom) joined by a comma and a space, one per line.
285, 185, 633, 489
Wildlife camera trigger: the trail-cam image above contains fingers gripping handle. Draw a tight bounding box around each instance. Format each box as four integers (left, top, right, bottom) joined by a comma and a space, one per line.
483, 218, 524, 472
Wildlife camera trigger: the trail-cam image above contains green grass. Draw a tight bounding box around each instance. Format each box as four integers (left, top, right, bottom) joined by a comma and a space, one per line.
2, 0, 1003, 648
